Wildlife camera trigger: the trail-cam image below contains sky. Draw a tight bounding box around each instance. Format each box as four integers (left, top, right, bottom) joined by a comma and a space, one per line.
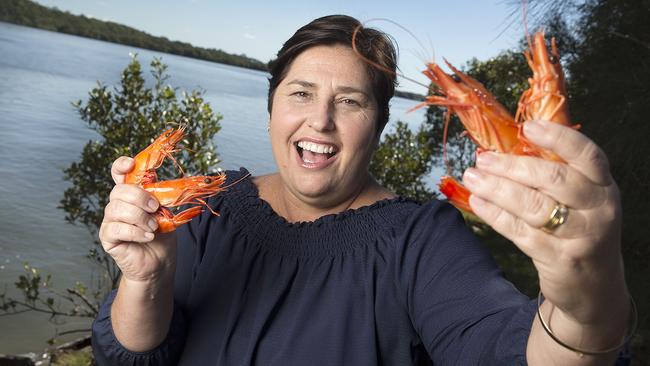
34, 0, 528, 93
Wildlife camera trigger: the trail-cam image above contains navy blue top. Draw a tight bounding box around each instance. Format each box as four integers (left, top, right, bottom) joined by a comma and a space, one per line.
91, 168, 543, 365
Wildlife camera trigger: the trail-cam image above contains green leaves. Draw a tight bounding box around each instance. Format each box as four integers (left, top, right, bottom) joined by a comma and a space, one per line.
59, 54, 223, 289
1, 54, 224, 335
370, 121, 437, 202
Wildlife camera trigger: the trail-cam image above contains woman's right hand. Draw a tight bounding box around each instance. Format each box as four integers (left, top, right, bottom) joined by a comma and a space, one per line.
99, 156, 177, 283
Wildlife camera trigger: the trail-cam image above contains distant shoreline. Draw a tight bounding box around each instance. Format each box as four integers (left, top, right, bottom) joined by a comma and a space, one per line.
0, 0, 424, 101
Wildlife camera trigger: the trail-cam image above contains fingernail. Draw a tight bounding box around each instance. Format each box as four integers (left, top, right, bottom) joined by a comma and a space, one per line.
144, 232, 155, 241
148, 199, 159, 211
476, 152, 496, 168
147, 219, 158, 232
463, 168, 482, 185
524, 120, 546, 138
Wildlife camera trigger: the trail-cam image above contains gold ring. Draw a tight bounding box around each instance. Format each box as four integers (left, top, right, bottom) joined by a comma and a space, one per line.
541, 203, 569, 233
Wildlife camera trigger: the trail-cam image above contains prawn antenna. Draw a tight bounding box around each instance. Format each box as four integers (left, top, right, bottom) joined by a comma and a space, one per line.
220, 171, 253, 191
351, 18, 430, 90
522, 0, 533, 52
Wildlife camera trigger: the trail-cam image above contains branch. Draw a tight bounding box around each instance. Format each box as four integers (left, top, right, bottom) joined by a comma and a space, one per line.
0, 308, 32, 317
609, 31, 650, 51
0, 298, 88, 318
66, 288, 100, 315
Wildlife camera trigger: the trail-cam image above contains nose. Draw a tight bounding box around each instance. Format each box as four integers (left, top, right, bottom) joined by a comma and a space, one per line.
308, 99, 335, 132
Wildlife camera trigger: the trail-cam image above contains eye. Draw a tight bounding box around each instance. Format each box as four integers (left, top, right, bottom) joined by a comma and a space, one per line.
165, 131, 172, 137
339, 98, 361, 106
450, 74, 462, 83
292, 91, 310, 98
204, 178, 212, 184
548, 55, 558, 64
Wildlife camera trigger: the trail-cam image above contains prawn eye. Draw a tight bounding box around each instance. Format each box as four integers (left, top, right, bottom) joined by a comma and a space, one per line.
204, 178, 212, 184
165, 131, 172, 137
450, 74, 462, 83
548, 55, 558, 64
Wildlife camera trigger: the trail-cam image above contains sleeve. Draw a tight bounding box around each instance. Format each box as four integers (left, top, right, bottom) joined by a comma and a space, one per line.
91, 290, 188, 366
396, 201, 632, 365
395, 201, 536, 365
91, 195, 210, 365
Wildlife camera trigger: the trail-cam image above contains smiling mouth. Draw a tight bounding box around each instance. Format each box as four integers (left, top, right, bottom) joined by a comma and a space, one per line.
295, 141, 338, 164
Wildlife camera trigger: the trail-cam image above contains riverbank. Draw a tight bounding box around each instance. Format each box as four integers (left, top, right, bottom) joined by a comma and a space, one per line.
0, 0, 266, 71
0, 336, 92, 366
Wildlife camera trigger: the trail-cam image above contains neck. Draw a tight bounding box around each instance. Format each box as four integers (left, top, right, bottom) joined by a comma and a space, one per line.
259, 173, 388, 223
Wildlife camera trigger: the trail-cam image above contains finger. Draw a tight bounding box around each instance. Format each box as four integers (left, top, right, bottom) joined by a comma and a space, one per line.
464, 169, 589, 239
475, 152, 609, 209
110, 184, 159, 213
111, 157, 135, 184
522, 120, 612, 186
468, 194, 555, 259
104, 200, 159, 234
100, 221, 155, 247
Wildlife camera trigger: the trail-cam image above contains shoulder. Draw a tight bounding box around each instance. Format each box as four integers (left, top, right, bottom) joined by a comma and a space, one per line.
394, 198, 473, 243
391, 199, 493, 276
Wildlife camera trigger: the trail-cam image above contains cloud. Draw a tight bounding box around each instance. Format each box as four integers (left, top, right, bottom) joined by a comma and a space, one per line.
243, 33, 256, 40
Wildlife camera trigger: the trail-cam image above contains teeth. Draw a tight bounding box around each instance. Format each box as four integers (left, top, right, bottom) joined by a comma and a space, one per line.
297, 141, 336, 154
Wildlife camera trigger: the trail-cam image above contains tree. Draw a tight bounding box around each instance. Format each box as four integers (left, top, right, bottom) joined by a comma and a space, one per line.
61, 54, 222, 289
564, 2, 650, 361
370, 121, 437, 202
505, 1, 650, 361
1, 55, 223, 333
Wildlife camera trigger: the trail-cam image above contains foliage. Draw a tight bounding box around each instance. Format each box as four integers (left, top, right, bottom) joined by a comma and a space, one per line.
0, 263, 98, 343
563, 1, 650, 362
60, 54, 222, 288
1, 55, 223, 330
567, 0, 650, 259
370, 121, 437, 202
51, 348, 93, 366
0, 0, 267, 70
500, 0, 650, 362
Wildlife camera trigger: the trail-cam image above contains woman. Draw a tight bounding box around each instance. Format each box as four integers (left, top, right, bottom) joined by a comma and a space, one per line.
92, 15, 633, 365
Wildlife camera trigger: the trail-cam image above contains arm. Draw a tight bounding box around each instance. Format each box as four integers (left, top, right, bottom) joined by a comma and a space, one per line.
464, 120, 632, 365
92, 157, 186, 364
111, 251, 176, 352
397, 201, 536, 365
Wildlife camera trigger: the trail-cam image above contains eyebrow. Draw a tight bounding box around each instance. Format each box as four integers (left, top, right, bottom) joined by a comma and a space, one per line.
286, 79, 369, 97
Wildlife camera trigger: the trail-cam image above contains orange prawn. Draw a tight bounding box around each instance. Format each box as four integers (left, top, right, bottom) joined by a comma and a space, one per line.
142, 175, 227, 208
143, 173, 253, 232
431, 31, 578, 214
124, 126, 186, 185
143, 175, 226, 233
124, 126, 229, 233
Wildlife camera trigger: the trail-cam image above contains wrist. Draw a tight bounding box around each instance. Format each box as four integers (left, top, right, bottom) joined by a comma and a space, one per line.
119, 269, 175, 300
538, 290, 635, 356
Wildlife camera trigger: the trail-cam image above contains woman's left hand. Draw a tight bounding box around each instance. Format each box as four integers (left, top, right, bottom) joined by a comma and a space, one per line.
462, 119, 627, 324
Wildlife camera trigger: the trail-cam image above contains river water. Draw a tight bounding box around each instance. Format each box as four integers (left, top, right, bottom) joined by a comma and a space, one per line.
0, 21, 434, 354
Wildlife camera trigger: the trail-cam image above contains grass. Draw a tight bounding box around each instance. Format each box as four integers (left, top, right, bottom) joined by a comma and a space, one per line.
51, 347, 93, 366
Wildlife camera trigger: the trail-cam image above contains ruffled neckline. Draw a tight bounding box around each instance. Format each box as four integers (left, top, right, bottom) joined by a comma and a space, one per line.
219, 168, 420, 257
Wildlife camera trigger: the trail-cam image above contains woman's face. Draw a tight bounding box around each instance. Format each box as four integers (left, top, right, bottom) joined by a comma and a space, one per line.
269, 45, 379, 208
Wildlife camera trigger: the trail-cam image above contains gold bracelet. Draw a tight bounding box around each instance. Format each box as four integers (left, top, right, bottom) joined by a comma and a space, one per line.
537, 291, 637, 356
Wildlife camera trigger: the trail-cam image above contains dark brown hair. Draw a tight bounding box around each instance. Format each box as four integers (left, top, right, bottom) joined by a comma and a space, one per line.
267, 15, 397, 136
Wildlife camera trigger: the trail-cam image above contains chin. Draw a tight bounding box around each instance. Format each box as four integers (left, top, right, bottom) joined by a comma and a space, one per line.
292, 178, 334, 200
